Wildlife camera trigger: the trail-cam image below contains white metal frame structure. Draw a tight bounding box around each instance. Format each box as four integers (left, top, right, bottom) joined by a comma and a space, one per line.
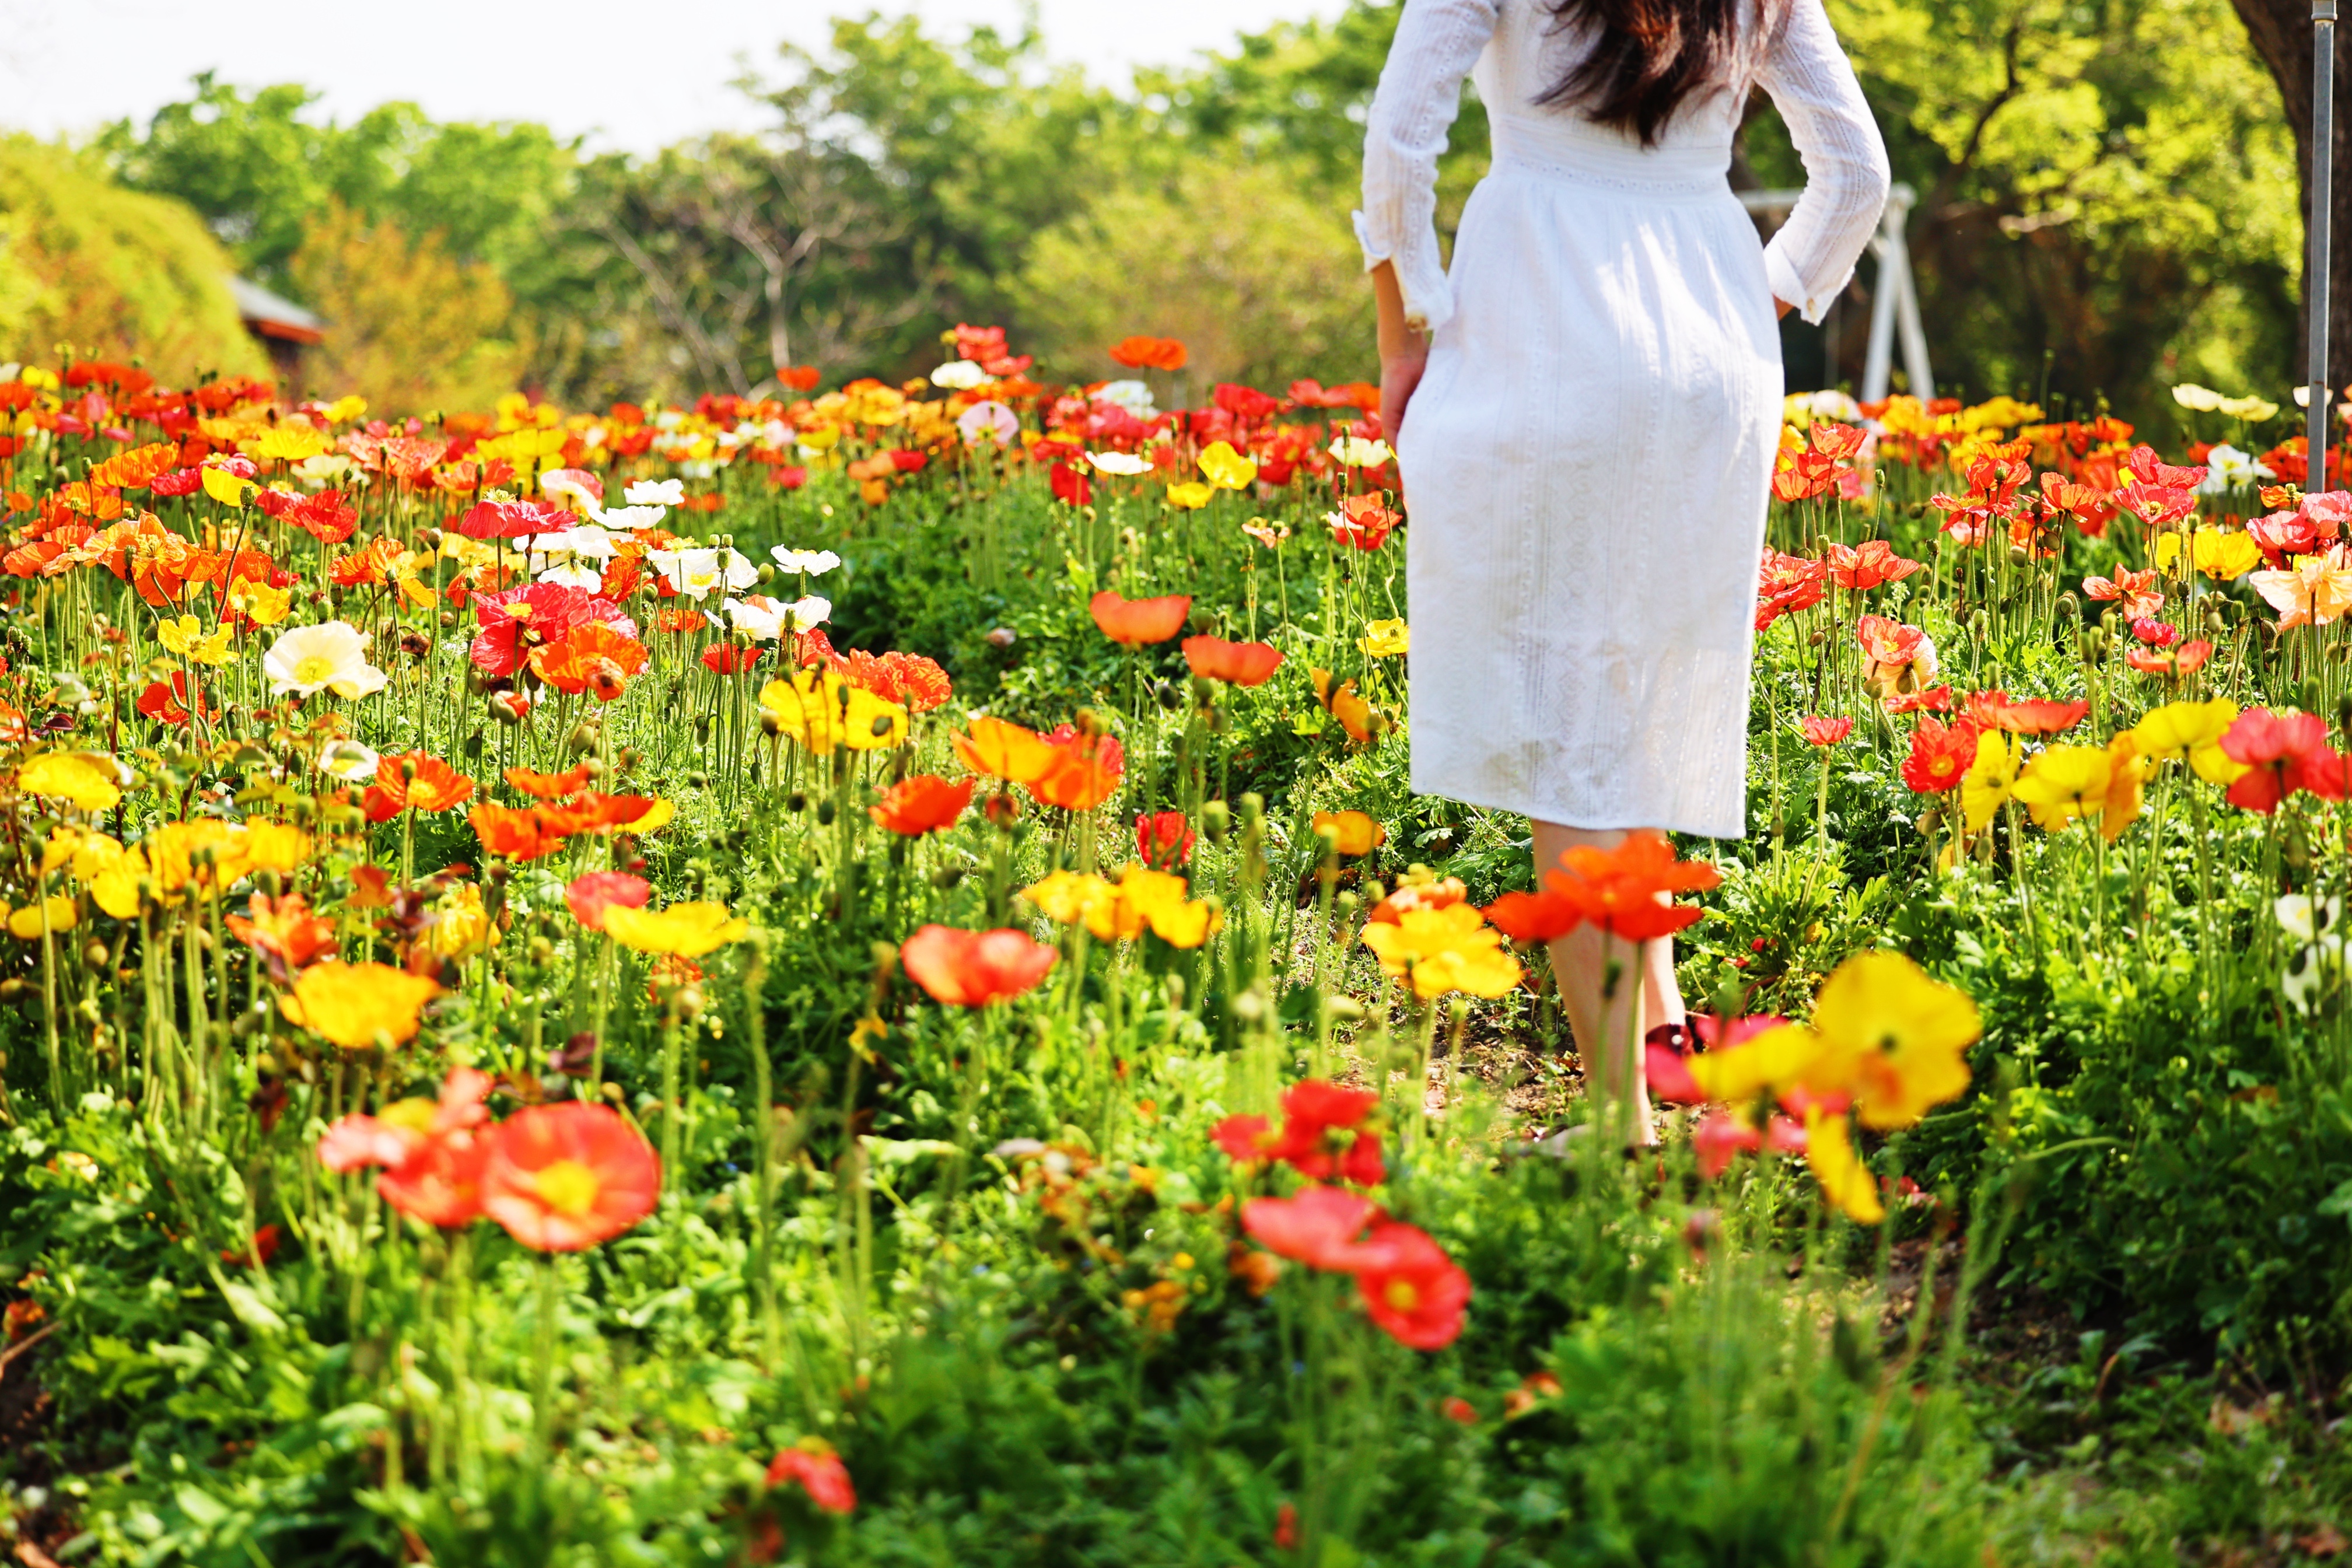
1739, 181, 1931, 402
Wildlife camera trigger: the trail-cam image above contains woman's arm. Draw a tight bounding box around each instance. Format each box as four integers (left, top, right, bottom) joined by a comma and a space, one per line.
1356, 0, 1499, 439
1374, 261, 1429, 442
1754, 0, 1892, 324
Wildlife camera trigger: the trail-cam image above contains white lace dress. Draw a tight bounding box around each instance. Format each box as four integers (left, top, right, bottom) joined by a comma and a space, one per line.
1357, 0, 1888, 838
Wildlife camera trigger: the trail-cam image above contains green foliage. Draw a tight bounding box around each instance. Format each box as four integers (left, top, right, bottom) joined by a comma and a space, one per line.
0, 136, 264, 383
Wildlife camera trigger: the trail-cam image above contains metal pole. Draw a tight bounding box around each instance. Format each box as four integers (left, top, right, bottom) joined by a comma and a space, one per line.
2311, 0, 2336, 487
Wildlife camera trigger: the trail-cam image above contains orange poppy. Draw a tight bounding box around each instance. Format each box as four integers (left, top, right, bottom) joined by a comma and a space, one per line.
226, 891, 338, 977
1108, 335, 1188, 372
1028, 725, 1125, 811
1310, 669, 1374, 744
900, 924, 1058, 1006
480, 1101, 660, 1252
952, 715, 1059, 784
1482, 890, 1581, 943
1545, 831, 1720, 942
1182, 635, 1283, 686
1311, 810, 1386, 856
870, 774, 974, 835
1090, 589, 1192, 646
469, 803, 575, 862
533, 622, 649, 698
506, 764, 592, 800
363, 753, 476, 821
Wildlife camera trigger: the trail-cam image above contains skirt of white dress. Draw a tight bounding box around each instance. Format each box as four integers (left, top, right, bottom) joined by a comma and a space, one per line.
1395, 112, 1784, 841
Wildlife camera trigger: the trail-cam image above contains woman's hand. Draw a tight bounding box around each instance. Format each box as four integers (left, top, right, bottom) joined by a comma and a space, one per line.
1370, 260, 1428, 444
1380, 351, 1428, 447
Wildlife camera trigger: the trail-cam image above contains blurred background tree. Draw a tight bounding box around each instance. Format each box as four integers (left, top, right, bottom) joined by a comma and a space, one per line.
49, 0, 2312, 431
285, 201, 524, 411
0, 135, 263, 382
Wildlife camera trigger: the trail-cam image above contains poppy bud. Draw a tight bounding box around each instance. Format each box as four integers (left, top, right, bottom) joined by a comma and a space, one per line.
756, 564, 775, 584
1074, 708, 1104, 738
1338, 890, 1362, 915
1231, 988, 1266, 1021
871, 713, 895, 738
1240, 792, 1264, 824
462, 730, 486, 758
491, 691, 531, 726
932, 867, 965, 890
786, 792, 807, 813
2337, 693, 2352, 733
1200, 800, 1230, 842
985, 626, 1017, 648
2304, 676, 2326, 715
567, 721, 598, 755
1327, 995, 1366, 1021
2205, 611, 2228, 637
1156, 680, 1182, 712
817, 800, 836, 826
761, 709, 783, 736
1916, 805, 1943, 835
687, 771, 708, 790
2007, 545, 2031, 565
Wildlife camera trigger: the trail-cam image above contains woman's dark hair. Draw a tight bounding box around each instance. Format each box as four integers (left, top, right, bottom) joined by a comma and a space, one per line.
1534, 0, 1774, 146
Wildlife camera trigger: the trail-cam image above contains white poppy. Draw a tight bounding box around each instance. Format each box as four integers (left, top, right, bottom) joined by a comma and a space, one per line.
264, 621, 388, 699
2172, 383, 2225, 413
317, 738, 381, 783
536, 562, 607, 590
648, 547, 758, 601
1087, 451, 1152, 477
1092, 380, 1156, 415
784, 595, 831, 632
931, 359, 989, 390
1328, 436, 1394, 468
722, 597, 787, 641
600, 505, 666, 531
2198, 444, 2275, 495
624, 478, 685, 506
771, 547, 841, 576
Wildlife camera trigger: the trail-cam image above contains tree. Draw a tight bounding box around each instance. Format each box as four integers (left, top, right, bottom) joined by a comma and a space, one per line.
286, 202, 523, 413
1013, 159, 1374, 389
0, 136, 264, 383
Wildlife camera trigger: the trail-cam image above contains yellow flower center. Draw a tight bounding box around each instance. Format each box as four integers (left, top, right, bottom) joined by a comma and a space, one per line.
534, 1158, 600, 1217
293, 654, 340, 686
1385, 1279, 1422, 1311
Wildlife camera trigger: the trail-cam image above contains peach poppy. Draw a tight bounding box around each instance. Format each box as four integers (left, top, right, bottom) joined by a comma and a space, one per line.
899, 924, 1057, 1006
1182, 635, 1283, 686
1240, 1185, 1380, 1270
1090, 589, 1192, 646
1309, 669, 1375, 743
1027, 724, 1125, 811
480, 1101, 660, 1252
506, 764, 592, 800
534, 622, 650, 698
1800, 716, 1853, 746
870, 774, 975, 835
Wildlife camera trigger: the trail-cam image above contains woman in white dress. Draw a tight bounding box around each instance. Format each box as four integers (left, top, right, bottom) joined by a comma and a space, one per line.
1360, 0, 1888, 1126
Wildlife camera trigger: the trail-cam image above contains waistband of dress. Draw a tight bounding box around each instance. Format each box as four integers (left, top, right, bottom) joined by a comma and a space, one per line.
1486, 111, 1734, 197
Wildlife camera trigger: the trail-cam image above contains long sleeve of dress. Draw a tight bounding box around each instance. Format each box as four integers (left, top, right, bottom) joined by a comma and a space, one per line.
1356, 0, 1499, 338
1753, 0, 1891, 324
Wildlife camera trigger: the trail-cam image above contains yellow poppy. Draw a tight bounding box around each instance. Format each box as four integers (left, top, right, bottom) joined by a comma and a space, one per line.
1360, 903, 1522, 1000
1959, 730, 2024, 832
1166, 481, 1214, 512
5, 897, 77, 939
1804, 1107, 1885, 1223
281, 961, 440, 1050
2132, 698, 2238, 760
1197, 441, 1257, 491
1312, 810, 1387, 856
157, 615, 234, 666
18, 752, 123, 813
1359, 620, 1410, 658
603, 901, 750, 958
237, 821, 313, 875
758, 670, 908, 755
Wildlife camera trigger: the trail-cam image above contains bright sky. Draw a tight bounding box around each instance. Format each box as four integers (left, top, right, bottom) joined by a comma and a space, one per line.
0, 0, 1350, 154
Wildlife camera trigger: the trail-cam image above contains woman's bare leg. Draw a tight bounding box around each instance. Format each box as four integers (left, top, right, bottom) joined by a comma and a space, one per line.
1531, 821, 1691, 1144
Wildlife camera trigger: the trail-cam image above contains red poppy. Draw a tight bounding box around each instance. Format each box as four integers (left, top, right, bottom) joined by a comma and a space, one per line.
1090, 589, 1191, 646
480, 1101, 660, 1252
1328, 492, 1399, 551
1212, 1114, 1282, 1161
1482, 889, 1581, 943
454, 498, 573, 539
1240, 1185, 1379, 1270
2220, 707, 2332, 813
1352, 1221, 1471, 1350
871, 774, 975, 835
1049, 460, 1092, 508
1545, 831, 1720, 942
1182, 635, 1283, 686
317, 1068, 496, 1229
137, 672, 212, 727
900, 925, 1058, 1006
766, 1444, 856, 1514
470, 583, 637, 679
834, 648, 953, 712
566, 871, 652, 932
380, 1133, 493, 1229
699, 643, 764, 675
1800, 715, 1853, 746
1136, 810, 1195, 868
1900, 716, 1979, 794
1692, 1108, 1764, 1178
1755, 550, 1828, 631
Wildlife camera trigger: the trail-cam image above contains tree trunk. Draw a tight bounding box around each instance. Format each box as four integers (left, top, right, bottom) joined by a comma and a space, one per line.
2234, 0, 2352, 393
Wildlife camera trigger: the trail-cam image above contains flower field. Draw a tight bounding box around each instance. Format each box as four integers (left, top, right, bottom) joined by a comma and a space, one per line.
2, 337, 2351, 1564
